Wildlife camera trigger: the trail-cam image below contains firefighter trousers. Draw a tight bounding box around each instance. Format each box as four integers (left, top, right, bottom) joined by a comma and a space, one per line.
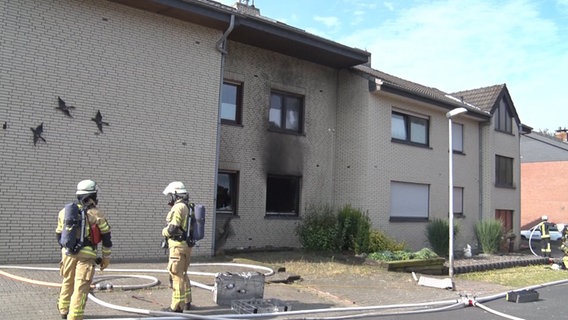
58, 251, 96, 320
167, 245, 192, 311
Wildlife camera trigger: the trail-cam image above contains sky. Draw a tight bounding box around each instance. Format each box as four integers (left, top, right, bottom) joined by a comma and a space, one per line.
216, 0, 568, 132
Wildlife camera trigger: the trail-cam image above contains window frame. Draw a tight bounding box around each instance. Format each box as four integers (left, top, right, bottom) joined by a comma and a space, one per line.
452, 122, 464, 153
495, 155, 514, 188
265, 174, 301, 216
391, 111, 430, 147
390, 181, 430, 221
495, 99, 512, 133
453, 186, 464, 216
216, 171, 239, 215
268, 90, 304, 135
220, 81, 243, 125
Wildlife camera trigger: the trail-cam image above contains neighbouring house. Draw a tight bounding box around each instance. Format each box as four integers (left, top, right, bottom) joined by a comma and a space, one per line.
520, 131, 568, 229
0, 0, 525, 264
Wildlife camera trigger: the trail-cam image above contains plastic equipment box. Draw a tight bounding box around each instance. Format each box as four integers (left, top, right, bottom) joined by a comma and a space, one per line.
506, 289, 539, 303
213, 271, 265, 306
231, 298, 292, 314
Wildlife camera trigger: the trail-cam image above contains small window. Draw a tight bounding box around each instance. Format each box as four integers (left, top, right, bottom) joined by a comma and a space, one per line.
390, 181, 429, 220
269, 91, 304, 134
391, 111, 429, 146
221, 81, 243, 125
266, 175, 300, 216
495, 155, 514, 188
453, 187, 464, 215
495, 99, 512, 133
217, 171, 238, 215
452, 123, 464, 153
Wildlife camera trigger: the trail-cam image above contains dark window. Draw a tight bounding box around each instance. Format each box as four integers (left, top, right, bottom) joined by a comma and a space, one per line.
495, 99, 512, 133
391, 111, 429, 146
216, 171, 238, 215
221, 81, 243, 125
495, 155, 514, 187
266, 175, 300, 215
269, 91, 303, 134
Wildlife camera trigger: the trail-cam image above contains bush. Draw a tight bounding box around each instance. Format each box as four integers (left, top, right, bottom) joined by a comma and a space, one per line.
368, 230, 407, 252
368, 248, 438, 261
295, 203, 338, 251
426, 218, 459, 257
336, 205, 371, 254
475, 219, 503, 254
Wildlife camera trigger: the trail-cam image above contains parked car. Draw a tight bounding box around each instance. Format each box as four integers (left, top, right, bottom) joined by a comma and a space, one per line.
520, 225, 563, 241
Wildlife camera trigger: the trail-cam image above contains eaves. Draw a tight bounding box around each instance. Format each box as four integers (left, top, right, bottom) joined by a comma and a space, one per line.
353, 65, 490, 121
108, 0, 370, 68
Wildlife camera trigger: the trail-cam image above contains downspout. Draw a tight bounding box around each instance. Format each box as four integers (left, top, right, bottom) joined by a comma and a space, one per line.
478, 122, 484, 222
211, 14, 235, 255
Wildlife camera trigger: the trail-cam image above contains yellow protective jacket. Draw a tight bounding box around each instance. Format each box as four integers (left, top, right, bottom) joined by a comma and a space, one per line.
56, 204, 112, 258
162, 199, 190, 248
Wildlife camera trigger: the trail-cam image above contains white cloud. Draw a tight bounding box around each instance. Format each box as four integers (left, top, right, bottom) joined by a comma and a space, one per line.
314, 16, 341, 28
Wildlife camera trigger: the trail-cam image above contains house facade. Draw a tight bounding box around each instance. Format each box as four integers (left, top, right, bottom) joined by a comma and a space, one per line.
520, 132, 568, 228
1, 0, 523, 264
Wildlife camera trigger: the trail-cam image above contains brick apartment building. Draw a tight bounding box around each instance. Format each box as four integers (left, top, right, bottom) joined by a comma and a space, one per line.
1, 0, 525, 263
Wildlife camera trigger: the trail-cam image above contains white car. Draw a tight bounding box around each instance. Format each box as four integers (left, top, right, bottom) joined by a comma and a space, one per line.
520, 225, 563, 241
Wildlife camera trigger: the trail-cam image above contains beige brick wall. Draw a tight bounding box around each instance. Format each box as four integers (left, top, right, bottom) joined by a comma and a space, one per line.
335, 71, 483, 250
0, 0, 221, 263
217, 41, 339, 249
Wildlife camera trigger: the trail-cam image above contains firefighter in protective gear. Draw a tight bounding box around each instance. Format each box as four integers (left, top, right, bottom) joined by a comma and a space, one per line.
161, 181, 192, 313
540, 215, 552, 257
55, 180, 112, 320
561, 226, 568, 269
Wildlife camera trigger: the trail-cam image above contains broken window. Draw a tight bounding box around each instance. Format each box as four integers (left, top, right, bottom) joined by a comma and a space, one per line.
266, 175, 300, 215
217, 171, 238, 215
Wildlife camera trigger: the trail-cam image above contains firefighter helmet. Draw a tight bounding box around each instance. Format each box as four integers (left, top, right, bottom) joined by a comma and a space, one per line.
542, 215, 548, 221
163, 181, 187, 195
76, 179, 97, 195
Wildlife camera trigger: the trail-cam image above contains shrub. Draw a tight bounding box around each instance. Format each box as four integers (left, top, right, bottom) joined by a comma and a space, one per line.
295, 203, 338, 251
336, 205, 371, 254
368, 230, 407, 252
475, 219, 503, 254
426, 218, 459, 257
368, 248, 438, 261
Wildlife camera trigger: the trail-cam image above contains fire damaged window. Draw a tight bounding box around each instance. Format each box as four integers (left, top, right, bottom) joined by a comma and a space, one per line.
269, 91, 303, 134
266, 175, 300, 216
221, 81, 243, 125
217, 171, 238, 215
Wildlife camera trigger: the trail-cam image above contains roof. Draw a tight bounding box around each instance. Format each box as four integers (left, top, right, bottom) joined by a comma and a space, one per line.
521, 132, 568, 162
452, 84, 522, 124
108, 0, 370, 68
353, 65, 490, 119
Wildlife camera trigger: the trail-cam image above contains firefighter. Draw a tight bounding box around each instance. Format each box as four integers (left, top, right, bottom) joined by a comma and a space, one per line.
561, 226, 568, 269
161, 181, 193, 313
540, 215, 552, 257
55, 179, 112, 320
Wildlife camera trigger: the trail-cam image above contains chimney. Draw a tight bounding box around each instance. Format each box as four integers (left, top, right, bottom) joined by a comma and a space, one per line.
555, 127, 568, 142
235, 0, 260, 16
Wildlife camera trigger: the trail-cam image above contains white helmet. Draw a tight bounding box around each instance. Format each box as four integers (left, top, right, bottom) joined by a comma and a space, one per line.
542, 215, 548, 221
76, 179, 97, 195
163, 181, 187, 195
